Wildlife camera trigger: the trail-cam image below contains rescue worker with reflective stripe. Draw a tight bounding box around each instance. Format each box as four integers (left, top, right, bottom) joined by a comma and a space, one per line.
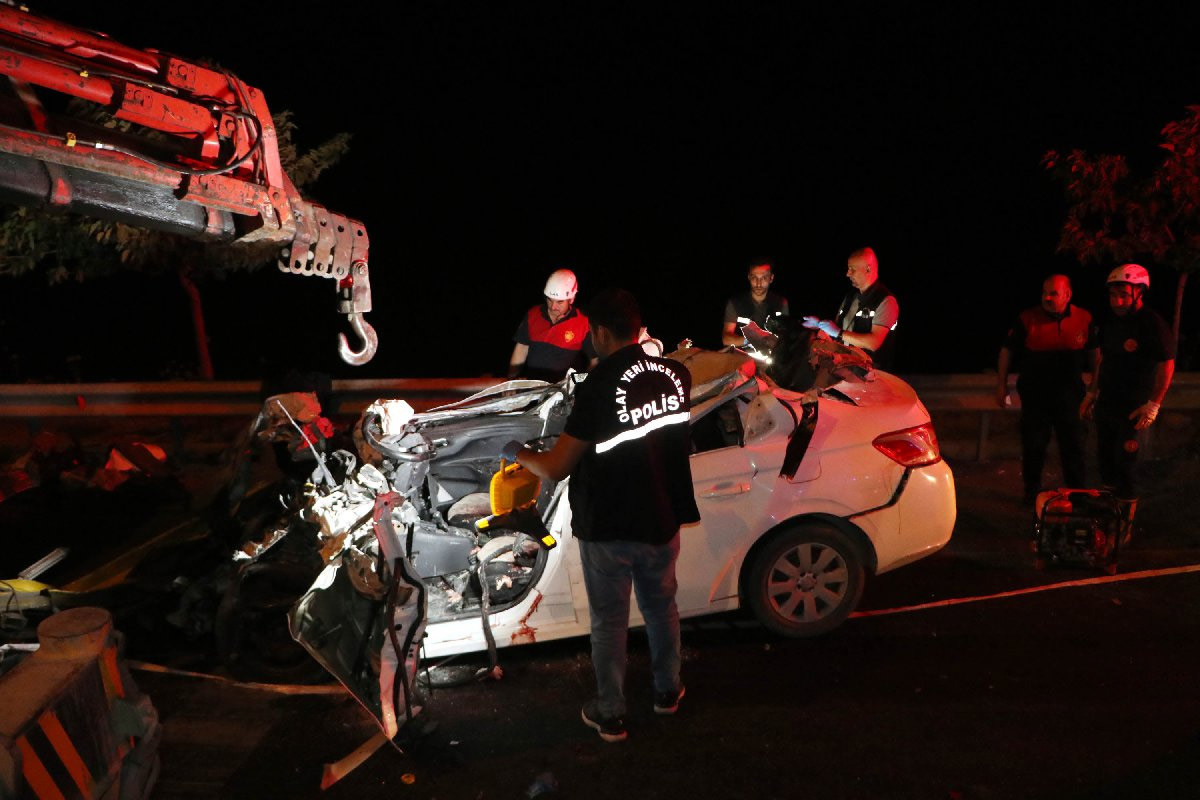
802, 247, 899, 369
503, 288, 698, 742
722, 262, 790, 346
508, 269, 598, 381
996, 274, 1099, 504
1079, 264, 1176, 536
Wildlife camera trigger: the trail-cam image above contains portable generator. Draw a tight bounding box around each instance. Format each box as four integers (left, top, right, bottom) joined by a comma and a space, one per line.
1032, 489, 1123, 574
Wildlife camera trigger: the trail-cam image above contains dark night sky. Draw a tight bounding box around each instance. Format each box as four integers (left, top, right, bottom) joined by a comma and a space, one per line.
5, 1, 1200, 381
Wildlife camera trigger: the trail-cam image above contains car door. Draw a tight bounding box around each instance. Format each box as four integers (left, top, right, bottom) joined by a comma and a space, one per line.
674, 385, 804, 613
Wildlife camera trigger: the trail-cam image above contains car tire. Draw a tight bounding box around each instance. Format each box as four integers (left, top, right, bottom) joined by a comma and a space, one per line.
746, 524, 865, 637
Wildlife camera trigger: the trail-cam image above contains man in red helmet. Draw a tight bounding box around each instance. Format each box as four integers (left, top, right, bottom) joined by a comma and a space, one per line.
1079, 264, 1175, 536
508, 268, 598, 381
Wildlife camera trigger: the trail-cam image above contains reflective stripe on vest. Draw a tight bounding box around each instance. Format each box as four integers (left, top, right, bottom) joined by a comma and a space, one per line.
595, 411, 690, 454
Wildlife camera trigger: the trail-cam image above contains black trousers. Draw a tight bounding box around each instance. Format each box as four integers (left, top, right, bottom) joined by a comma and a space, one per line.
1019, 394, 1086, 494
1095, 405, 1147, 501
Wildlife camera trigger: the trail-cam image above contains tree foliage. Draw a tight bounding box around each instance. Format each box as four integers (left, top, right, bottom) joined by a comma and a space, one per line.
275, 111, 353, 191
0, 209, 119, 282
1045, 105, 1200, 348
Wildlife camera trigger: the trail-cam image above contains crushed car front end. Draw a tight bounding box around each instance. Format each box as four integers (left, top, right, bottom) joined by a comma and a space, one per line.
285, 380, 583, 730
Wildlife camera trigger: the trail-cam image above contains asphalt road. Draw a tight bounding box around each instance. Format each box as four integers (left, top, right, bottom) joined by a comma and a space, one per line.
120, 454, 1200, 800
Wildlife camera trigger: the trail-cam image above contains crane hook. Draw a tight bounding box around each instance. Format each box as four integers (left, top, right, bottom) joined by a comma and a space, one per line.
338, 312, 378, 366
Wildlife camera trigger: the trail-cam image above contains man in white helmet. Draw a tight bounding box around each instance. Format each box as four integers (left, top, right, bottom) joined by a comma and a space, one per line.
508, 269, 598, 381
1079, 264, 1175, 536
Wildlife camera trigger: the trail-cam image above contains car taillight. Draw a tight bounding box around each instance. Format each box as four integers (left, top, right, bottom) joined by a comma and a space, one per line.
872, 423, 941, 467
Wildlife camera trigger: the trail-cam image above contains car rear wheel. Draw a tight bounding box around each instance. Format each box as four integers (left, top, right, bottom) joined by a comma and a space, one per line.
746, 525, 865, 637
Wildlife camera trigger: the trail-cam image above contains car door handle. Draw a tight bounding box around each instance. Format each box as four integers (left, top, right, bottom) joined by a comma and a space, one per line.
701, 481, 752, 498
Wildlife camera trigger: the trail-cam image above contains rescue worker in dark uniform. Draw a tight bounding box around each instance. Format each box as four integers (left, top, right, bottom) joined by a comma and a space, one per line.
1080, 264, 1175, 536
996, 275, 1099, 504
721, 262, 790, 346
802, 247, 899, 370
504, 288, 699, 743
508, 269, 598, 381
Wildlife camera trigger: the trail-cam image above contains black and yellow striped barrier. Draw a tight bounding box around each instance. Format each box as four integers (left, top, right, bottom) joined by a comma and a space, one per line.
0, 608, 160, 800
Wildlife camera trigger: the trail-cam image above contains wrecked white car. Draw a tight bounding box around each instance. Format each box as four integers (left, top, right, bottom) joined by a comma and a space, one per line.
270, 329, 955, 735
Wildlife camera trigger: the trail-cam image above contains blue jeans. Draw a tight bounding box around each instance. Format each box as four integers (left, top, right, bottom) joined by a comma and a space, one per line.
578, 533, 681, 717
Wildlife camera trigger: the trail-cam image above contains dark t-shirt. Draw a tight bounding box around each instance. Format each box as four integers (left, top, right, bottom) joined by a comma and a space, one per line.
1097, 306, 1175, 411
724, 291, 790, 331
564, 344, 700, 544
1003, 304, 1098, 400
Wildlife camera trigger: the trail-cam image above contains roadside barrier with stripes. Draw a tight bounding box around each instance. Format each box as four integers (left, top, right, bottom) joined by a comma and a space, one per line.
0, 608, 160, 800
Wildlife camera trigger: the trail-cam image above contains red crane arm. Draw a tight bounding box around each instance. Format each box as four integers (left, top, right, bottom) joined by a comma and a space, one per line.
0, 5, 376, 365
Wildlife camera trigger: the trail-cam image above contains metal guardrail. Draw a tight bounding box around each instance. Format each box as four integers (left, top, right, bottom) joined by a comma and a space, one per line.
906, 372, 1200, 411
905, 373, 1200, 460
2, 374, 1197, 418
1, 374, 1196, 460
0, 378, 500, 418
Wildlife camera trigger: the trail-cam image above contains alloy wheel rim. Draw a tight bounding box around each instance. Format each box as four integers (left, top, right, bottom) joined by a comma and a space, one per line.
765, 542, 850, 622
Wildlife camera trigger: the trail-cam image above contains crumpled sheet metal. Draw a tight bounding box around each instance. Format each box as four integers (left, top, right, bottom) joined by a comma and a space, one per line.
262, 392, 322, 427
369, 492, 426, 739
303, 462, 427, 570
665, 347, 756, 403
305, 464, 388, 543
259, 393, 335, 475
364, 399, 415, 436
342, 544, 388, 601
735, 321, 877, 399
809, 337, 874, 378
413, 379, 565, 426
780, 401, 820, 480
427, 379, 552, 412
353, 407, 433, 470
289, 487, 427, 740
232, 526, 288, 562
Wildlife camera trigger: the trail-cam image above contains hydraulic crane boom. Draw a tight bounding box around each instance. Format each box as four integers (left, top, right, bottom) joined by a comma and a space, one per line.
0, 3, 377, 365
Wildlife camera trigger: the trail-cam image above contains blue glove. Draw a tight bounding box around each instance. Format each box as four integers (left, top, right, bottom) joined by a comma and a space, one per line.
501, 440, 524, 462
802, 316, 841, 338
818, 320, 842, 338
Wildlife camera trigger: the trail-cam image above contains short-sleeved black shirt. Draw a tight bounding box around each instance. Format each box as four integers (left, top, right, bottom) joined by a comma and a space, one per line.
564, 344, 700, 544
1097, 305, 1175, 411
